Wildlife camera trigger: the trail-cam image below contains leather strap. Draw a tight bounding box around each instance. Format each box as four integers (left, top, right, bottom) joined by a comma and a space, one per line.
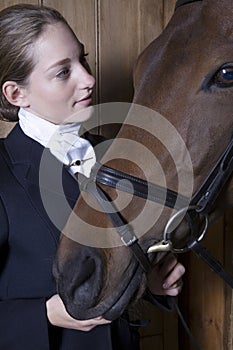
189, 240, 233, 288
95, 163, 189, 210
191, 137, 233, 214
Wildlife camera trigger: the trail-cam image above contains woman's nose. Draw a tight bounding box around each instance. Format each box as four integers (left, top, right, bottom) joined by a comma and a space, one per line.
79, 64, 95, 90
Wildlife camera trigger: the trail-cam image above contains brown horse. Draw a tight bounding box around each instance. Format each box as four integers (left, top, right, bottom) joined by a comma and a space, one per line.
53, 0, 233, 321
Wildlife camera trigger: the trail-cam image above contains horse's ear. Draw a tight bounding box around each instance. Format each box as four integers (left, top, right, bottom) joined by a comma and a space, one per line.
2, 81, 29, 108
175, 0, 202, 11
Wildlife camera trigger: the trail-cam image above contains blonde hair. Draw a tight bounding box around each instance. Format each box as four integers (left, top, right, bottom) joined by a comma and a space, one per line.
0, 4, 73, 121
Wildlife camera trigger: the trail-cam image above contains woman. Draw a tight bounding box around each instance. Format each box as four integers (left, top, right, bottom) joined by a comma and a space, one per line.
0, 4, 185, 350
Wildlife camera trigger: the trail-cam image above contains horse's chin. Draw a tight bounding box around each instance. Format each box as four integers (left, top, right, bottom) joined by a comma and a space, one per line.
103, 269, 146, 320
63, 265, 146, 321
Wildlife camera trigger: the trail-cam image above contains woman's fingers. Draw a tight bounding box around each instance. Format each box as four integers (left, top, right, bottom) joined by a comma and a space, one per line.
147, 253, 185, 296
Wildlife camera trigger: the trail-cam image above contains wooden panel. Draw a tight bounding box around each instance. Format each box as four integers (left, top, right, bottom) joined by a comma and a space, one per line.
179, 219, 227, 350
164, 0, 176, 26
98, 0, 139, 104
0, 121, 15, 138
98, 0, 164, 104
98, 0, 165, 138
137, 300, 178, 350
224, 210, 233, 349
141, 334, 163, 350
138, 0, 164, 53
0, 0, 39, 10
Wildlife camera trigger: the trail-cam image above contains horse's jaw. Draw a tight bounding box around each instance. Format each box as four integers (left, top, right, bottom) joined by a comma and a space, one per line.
53, 236, 146, 320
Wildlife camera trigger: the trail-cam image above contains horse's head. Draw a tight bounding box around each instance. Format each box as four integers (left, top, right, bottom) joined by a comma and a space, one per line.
53, 0, 233, 321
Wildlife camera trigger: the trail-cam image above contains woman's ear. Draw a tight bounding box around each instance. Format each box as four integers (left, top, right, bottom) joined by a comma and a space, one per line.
2, 81, 29, 107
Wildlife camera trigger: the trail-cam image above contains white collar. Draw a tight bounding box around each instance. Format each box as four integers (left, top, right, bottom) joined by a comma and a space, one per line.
18, 108, 96, 177
18, 107, 82, 147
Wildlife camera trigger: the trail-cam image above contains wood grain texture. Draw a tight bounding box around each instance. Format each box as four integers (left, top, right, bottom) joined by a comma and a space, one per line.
0, 0, 39, 10
179, 218, 227, 350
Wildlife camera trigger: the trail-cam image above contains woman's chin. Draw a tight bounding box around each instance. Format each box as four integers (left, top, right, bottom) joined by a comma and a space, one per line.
69, 104, 94, 123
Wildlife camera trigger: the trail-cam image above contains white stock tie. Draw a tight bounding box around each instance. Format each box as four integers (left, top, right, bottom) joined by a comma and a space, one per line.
18, 108, 96, 177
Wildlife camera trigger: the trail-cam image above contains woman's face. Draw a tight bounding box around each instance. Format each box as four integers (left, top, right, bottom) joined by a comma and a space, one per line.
24, 22, 95, 124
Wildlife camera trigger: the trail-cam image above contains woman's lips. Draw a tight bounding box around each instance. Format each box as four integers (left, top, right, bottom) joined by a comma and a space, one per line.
75, 95, 92, 107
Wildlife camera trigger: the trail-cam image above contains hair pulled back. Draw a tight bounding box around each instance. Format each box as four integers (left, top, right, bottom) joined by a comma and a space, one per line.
0, 4, 70, 121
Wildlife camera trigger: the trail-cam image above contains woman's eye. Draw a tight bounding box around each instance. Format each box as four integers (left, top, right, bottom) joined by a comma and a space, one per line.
56, 68, 70, 79
210, 65, 233, 89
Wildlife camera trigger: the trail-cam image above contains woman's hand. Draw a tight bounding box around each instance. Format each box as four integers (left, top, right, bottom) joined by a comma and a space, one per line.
147, 253, 185, 296
46, 294, 111, 331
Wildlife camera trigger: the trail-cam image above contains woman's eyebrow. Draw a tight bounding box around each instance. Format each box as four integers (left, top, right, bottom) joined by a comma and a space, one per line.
46, 58, 71, 72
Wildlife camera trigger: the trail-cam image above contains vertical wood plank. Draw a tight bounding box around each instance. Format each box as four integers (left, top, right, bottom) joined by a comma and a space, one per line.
97, 0, 140, 138
138, 0, 163, 54
98, 0, 165, 104
0, 121, 15, 138
179, 219, 226, 350
164, 0, 176, 27
129, 300, 164, 350
98, 0, 138, 104
97, 0, 165, 138
224, 210, 233, 350
0, 0, 39, 10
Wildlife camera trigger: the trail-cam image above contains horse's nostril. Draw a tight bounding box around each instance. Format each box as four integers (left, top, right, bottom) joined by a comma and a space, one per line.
61, 252, 104, 309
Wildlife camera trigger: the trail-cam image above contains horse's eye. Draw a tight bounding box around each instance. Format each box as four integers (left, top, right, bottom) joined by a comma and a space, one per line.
212, 65, 233, 88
